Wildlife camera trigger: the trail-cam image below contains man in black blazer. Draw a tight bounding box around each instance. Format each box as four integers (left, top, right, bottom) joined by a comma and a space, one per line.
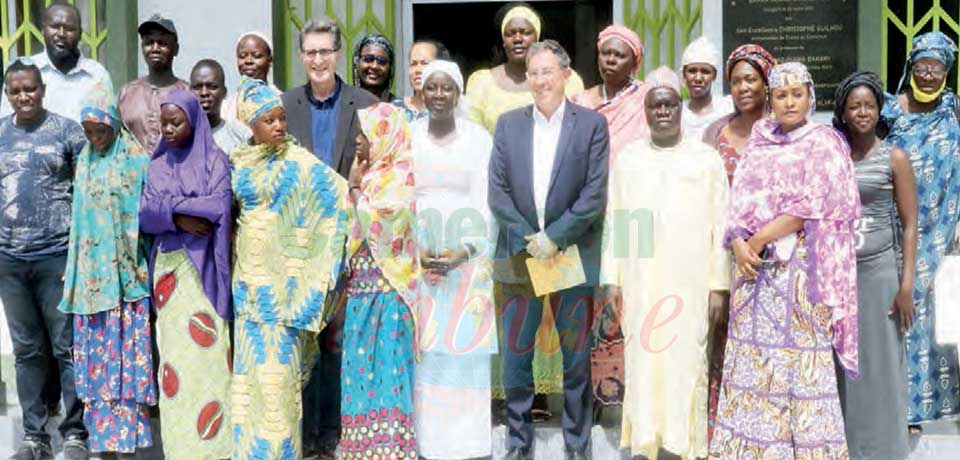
488, 40, 609, 460
281, 17, 376, 460
282, 18, 377, 179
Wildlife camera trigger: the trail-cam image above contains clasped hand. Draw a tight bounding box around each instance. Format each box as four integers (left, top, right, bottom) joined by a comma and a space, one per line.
524, 232, 558, 259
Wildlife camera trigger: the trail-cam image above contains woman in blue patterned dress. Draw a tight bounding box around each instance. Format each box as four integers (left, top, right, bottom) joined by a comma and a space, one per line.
339, 102, 421, 459
58, 83, 156, 458
882, 31, 960, 430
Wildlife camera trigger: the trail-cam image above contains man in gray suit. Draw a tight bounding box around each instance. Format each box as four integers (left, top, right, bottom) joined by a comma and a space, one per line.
280, 17, 377, 460
488, 40, 609, 460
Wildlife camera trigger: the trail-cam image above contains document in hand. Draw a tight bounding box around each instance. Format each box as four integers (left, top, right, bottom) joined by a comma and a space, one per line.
525, 244, 586, 297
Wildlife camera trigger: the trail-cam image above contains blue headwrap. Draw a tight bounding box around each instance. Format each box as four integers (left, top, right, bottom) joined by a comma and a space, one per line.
237, 77, 283, 126
896, 31, 959, 93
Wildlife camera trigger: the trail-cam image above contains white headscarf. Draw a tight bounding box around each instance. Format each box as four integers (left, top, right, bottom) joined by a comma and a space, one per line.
237, 31, 273, 53
681, 36, 722, 72
420, 59, 470, 116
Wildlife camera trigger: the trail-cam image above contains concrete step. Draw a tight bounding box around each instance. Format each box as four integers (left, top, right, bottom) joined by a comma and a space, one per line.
0, 400, 957, 459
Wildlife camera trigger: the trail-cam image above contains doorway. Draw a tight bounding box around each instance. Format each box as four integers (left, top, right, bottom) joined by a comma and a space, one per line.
399, 0, 613, 94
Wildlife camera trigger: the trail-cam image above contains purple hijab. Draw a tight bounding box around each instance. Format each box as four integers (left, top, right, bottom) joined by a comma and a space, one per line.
139, 89, 233, 319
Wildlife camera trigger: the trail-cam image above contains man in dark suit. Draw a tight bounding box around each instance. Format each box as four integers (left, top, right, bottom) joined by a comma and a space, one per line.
280, 17, 376, 460
488, 40, 609, 460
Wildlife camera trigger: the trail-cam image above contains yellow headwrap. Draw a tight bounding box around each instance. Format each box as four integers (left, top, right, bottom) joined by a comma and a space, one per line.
501, 6, 541, 39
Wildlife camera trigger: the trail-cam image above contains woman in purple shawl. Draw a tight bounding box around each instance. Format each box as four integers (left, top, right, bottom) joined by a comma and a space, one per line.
139, 88, 233, 460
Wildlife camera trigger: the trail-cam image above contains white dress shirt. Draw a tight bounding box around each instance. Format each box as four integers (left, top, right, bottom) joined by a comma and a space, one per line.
1, 51, 113, 122
532, 99, 566, 230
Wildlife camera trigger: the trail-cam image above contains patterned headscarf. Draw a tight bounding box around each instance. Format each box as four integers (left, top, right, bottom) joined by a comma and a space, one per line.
348, 103, 420, 314
832, 71, 886, 136
237, 77, 282, 126
501, 5, 541, 39
725, 43, 777, 84
768, 62, 816, 117
352, 33, 395, 91
598, 24, 644, 74
896, 31, 959, 93
80, 81, 121, 129
682, 36, 722, 72
59, 81, 152, 315
910, 31, 958, 69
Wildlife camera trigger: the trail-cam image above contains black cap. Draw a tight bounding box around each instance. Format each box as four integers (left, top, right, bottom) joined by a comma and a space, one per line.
138, 14, 177, 37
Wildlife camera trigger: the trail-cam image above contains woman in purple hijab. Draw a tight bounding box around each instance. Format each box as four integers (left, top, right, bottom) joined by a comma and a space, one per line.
139, 88, 233, 460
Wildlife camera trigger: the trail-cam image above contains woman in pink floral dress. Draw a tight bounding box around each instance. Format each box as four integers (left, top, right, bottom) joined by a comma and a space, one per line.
708, 63, 860, 460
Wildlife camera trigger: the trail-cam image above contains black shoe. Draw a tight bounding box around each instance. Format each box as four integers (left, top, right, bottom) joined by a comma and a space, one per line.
61, 436, 89, 460
504, 447, 532, 460
565, 448, 590, 460
8, 439, 53, 460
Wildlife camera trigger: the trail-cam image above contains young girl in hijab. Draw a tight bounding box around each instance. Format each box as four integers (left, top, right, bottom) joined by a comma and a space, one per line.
58, 82, 155, 459
139, 88, 233, 460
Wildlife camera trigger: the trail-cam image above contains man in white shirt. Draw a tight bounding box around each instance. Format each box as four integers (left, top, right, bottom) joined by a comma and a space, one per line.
0, 3, 112, 121
488, 40, 609, 460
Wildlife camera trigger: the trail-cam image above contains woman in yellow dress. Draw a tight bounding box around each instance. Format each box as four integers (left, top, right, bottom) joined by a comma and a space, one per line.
464, 3, 585, 414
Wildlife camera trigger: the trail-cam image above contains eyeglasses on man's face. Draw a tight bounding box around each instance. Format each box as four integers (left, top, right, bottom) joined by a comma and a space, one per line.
302, 47, 338, 60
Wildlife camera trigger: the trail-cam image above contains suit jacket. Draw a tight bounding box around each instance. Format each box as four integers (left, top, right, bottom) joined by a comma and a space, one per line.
282, 79, 378, 178
488, 100, 610, 286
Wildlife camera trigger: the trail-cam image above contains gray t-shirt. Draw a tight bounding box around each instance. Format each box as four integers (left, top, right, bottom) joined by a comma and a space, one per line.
0, 112, 86, 259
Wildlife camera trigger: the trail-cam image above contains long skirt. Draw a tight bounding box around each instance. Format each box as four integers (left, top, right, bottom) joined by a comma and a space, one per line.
340, 290, 417, 459
491, 282, 564, 398
231, 319, 317, 460
838, 248, 910, 460
709, 240, 848, 459
154, 249, 232, 460
415, 352, 492, 459
73, 298, 156, 453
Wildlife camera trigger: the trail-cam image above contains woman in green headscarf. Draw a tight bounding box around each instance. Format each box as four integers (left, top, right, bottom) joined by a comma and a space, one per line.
58, 81, 156, 458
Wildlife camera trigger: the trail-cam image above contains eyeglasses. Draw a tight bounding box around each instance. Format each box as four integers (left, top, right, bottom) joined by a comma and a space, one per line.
359, 54, 390, 66
526, 67, 561, 80
302, 47, 338, 60
913, 64, 946, 79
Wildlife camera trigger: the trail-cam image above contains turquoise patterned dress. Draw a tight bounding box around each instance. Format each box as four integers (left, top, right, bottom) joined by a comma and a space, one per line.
883, 92, 960, 423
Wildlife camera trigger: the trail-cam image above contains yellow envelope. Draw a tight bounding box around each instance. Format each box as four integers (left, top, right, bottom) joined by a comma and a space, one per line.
525, 244, 586, 297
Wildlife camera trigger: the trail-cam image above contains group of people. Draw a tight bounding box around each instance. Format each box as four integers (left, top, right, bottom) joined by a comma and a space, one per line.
1, 2, 959, 460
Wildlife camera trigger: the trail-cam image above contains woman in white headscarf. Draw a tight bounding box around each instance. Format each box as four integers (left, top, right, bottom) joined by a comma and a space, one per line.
680, 36, 733, 141
411, 59, 498, 460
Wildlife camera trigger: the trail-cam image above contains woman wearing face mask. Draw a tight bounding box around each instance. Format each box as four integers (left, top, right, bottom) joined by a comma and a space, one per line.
881, 30, 960, 431
228, 78, 351, 460
410, 59, 497, 460
58, 83, 155, 459
394, 39, 451, 121
139, 89, 233, 460
465, 3, 584, 134
833, 71, 917, 460
353, 33, 396, 102
709, 62, 859, 460
699, 43, 775, 443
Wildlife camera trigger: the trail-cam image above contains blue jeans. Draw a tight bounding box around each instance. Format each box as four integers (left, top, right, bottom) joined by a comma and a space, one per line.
0, 253, 85, 442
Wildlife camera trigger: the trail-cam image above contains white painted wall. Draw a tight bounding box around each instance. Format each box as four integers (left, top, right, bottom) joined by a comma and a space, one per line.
136, 0, 273, 94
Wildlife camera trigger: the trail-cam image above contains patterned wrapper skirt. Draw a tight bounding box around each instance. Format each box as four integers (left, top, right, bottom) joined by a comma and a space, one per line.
73, 298, 156, 453
231, 318, 317, 460
709, 237, 849, 460
339, 244, 418, 459
153, 249, 232, 460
